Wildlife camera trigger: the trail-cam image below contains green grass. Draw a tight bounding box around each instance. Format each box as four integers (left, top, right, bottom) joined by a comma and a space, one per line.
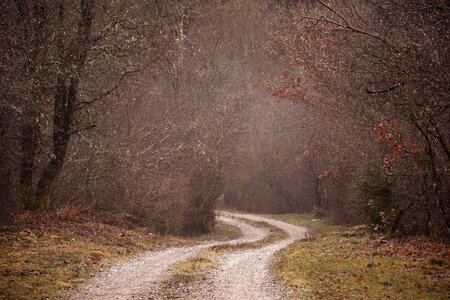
170, 249, 219, 282
264, 213, 345, 235
266, 213, 449, 300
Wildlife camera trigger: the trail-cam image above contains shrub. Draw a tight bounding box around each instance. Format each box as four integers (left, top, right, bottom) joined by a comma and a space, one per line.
355, 162, 394, 228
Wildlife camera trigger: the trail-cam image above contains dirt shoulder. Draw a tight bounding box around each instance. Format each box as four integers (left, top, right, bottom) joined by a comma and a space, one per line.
0, 207, 240, 299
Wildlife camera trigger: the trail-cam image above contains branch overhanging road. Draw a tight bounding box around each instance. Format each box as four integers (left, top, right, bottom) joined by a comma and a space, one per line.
73, 211, 307, 300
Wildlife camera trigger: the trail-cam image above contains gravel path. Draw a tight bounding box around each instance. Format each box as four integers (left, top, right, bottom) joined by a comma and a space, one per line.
203, 212, 308, 300
74, 212, 307, 299
72, 215, 268, 300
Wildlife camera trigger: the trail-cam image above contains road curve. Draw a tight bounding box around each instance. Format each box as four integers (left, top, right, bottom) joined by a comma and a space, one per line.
203, 211, 308, 300
72, 215, 268, 300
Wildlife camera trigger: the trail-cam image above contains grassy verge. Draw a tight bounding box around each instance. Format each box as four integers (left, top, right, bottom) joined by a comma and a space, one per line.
165, 220, 244, 283
185, 220, 242, 243
212, 218, 288, 251
0, 208, 238, 299
170, 249, 219, 282
264, 213, 345, 234
268, 213, 449, 299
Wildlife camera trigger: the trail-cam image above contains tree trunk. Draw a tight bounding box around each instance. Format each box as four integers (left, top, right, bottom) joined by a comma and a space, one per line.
33, 0, 93, 210
415, 122, 449, 230
34, 78, 76, 210
315, 176, 323, 209
390, 202, 414, 233
20, 122, 38, 209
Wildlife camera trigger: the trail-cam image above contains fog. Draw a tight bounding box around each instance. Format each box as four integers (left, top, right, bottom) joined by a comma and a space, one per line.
1, 0, 448, 238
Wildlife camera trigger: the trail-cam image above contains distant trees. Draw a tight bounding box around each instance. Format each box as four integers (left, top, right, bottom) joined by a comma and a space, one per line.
1, 0, 226, 233
1, 0, 169, 214
1, 0, 263, 233
1, 0, 447, 239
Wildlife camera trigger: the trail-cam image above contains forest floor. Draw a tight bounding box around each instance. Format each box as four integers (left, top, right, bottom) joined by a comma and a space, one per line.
2, 209, 449, 299
0, 206, 240, 299
270, 214, 450, 299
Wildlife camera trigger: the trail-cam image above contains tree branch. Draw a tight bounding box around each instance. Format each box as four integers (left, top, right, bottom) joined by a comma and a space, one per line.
366, 82, 404, 94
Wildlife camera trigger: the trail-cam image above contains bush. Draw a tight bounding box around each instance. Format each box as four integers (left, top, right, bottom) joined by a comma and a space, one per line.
355, 162, 393, 228
181, 165, 220, 234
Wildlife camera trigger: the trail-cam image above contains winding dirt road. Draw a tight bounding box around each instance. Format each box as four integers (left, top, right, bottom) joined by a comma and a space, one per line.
205, 212, 308, 300
73, 212, 307, 300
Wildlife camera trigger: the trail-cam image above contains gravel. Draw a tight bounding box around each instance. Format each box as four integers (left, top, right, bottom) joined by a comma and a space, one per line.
73, 212, 307, 300
202, 212, 308, 300
72, 215, 268, 300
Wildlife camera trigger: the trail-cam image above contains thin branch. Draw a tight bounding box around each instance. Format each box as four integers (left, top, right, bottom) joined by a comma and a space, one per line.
316, 0, 350, 26
366, 82, 404, 94
298, 14, 392, 47
74, 63, 151, 109
71, 124, 96, 135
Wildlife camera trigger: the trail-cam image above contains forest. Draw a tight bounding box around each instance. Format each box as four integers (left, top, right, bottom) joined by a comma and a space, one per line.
0, 0, 449, 299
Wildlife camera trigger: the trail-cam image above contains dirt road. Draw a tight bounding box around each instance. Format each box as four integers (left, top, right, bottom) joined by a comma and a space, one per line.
202, 212, 308, 300
74, 212, 307, 299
